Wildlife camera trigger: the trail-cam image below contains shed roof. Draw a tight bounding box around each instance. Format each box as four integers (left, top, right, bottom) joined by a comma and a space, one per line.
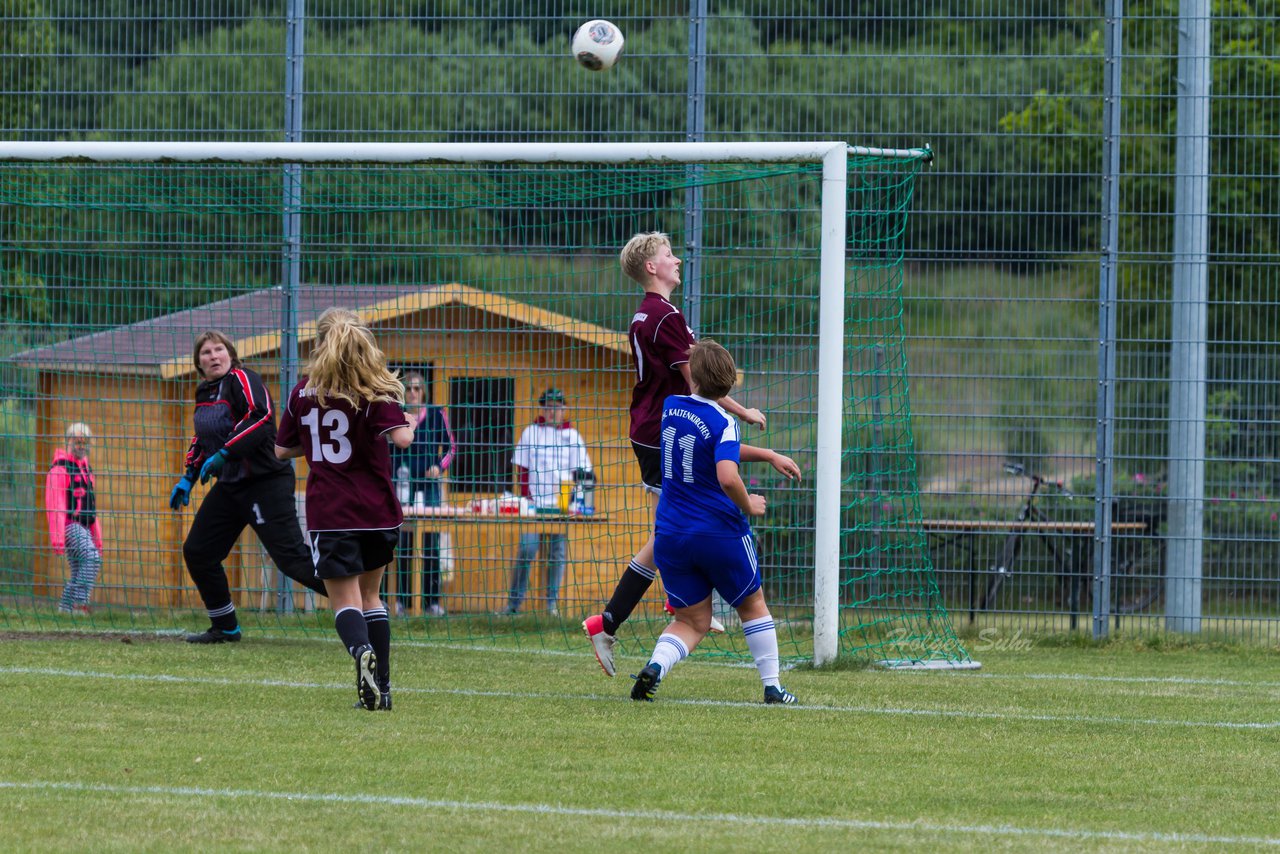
12, 283, 630, 379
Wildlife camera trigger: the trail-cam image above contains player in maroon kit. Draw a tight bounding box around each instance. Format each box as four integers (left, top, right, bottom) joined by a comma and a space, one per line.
276, 308, 415, 711
583, 231, 801, 677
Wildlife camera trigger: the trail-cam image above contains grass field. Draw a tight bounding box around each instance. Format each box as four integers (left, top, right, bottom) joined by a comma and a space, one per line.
3, 629, 1279, 852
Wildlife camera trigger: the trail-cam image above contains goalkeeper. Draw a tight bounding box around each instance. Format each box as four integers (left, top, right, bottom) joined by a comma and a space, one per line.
168, 330, 327, 644
630, 340, 798, 704
583, 232, 800, 676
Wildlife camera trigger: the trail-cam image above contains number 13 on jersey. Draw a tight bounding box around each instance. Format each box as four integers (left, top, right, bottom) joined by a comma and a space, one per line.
300, 408, 353, 463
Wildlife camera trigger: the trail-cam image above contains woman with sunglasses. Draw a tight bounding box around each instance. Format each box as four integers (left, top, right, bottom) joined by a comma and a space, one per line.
389, 371, 456, 616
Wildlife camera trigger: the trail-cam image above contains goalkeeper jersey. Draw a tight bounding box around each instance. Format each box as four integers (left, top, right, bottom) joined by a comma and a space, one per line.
653, 393, 750, 539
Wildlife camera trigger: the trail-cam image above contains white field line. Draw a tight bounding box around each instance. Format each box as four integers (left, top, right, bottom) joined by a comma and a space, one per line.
3, 665, 1279, 731
0, 779, 1275, 847
16, 627, 1280, 687
963, 671, 1280, 689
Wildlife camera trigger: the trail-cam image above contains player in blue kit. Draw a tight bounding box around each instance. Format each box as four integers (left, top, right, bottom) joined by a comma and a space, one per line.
631, 340, 800, 704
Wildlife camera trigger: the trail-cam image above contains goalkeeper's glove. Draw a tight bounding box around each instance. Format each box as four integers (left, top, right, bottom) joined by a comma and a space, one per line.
169, 474, 195, 510
199, 449, 230, 484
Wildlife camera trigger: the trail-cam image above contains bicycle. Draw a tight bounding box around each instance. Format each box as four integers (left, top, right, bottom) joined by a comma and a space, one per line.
977, 462, 1166, 624
1107, 498, 1167, 616
978, 463, 1075, 613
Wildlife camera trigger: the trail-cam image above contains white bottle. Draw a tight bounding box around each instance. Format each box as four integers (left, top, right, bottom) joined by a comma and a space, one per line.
396, 463, 411, 506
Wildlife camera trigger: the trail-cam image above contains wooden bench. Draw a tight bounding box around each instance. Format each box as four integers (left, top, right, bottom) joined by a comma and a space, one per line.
918, 518, 1150, 627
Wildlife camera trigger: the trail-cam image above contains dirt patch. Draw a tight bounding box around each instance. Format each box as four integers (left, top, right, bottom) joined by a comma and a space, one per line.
0, 630, 182, 643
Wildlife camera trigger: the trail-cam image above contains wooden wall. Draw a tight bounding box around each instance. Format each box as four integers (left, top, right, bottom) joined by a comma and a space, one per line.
30, 309, 659, 614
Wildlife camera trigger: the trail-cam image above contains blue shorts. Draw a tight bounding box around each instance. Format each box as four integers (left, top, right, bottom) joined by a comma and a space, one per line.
653, 530, 761, 609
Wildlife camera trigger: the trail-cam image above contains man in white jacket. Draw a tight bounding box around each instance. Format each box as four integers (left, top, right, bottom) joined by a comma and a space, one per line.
506, 388, 592, 614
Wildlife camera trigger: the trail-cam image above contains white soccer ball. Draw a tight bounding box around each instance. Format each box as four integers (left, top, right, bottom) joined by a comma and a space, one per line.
571, 19, 625, 71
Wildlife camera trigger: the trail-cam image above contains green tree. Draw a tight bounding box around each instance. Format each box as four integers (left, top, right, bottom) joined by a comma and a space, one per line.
1, 0, 53, 328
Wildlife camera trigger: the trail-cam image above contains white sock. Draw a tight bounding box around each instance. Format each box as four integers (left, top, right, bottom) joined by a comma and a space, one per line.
649, 632, 689, 676
742, 615, 781, 688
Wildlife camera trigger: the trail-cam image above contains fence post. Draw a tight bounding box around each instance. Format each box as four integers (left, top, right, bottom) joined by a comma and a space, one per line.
1092, 0, 1123, 639
277, 0, 306, 612
1166, 0, 1210, 633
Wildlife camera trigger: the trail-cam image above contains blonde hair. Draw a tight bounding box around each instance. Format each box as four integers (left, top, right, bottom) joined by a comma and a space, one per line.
688, 339, 737, 400
192, 330, 240, 377
619, 231, 671, 284
304, 307, 403, 408
65, 422, 93, 440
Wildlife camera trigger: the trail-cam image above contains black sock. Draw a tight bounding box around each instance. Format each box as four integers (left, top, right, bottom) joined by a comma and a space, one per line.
602, 561, 656, 635
364, 607, 391, 692
335, 607, 370, 656
208, 603, 238, 633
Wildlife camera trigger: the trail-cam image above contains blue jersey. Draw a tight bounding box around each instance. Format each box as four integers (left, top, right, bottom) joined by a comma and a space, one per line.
654, 394, 750, 538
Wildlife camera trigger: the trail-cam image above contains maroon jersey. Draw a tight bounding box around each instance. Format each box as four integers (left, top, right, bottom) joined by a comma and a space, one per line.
277, 378, 405, 533
628, 291, 695, 447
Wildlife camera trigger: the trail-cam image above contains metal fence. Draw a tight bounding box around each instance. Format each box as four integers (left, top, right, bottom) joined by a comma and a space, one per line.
3, 1, 1278, 638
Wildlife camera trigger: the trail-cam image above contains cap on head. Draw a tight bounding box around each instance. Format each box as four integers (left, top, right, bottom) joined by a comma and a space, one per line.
539, 388, 565, 406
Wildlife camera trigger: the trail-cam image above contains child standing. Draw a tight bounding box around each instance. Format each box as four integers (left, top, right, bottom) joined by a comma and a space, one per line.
46, 422, 103, 614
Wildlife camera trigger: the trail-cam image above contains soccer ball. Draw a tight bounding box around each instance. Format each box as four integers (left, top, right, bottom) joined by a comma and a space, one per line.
571, 19, 625, 71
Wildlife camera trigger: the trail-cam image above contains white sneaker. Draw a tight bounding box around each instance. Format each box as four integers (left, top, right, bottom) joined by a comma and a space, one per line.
582, 614, 616, 677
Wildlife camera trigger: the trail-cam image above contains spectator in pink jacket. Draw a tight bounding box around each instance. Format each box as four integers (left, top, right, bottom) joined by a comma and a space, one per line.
45, 422, 103, 614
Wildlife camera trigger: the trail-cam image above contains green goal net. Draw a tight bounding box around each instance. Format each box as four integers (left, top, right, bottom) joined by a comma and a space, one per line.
0, 144, 972, 668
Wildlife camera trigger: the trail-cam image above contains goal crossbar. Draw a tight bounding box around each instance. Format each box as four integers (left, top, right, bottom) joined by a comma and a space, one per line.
0, 140, 932, 165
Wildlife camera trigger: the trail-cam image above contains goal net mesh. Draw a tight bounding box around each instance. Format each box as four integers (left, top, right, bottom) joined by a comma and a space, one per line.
0, 154, 971, 666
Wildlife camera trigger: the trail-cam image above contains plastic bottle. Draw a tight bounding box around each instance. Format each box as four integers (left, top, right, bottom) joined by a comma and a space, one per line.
396, 463, 411, 506
576, 468, 596, 516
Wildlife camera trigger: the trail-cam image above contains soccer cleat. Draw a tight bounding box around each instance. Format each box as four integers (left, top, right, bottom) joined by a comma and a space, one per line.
663, 601, 726, 635
630, 663, 663, 701
184, 626, 241, 644
582, 614, 617, 677
352, 692, 392, 712
764, 685, 798, 705
72, 604, 91, 616
355, 644, 379, 711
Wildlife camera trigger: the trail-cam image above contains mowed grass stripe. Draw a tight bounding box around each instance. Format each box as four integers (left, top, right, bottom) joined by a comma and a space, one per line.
10, 628, 1280, 686
5, 665, 1279, 730
2, 780, 1277, 848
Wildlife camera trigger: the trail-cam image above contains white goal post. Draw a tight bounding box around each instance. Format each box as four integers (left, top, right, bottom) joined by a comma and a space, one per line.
0, 139, 933, 666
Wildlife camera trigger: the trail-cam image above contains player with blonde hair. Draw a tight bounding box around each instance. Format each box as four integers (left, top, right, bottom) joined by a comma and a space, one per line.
584, 231, 801, 677
276, 307, 415, 710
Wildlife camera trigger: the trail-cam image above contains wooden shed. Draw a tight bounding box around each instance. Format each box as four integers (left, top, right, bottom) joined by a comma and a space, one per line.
14, 284, 647, 615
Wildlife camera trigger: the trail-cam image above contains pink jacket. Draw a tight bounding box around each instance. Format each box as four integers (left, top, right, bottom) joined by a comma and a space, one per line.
45, 448, 103, 554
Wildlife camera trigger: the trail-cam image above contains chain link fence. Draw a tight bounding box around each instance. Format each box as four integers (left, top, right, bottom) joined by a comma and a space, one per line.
3, 1, 1277, 638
